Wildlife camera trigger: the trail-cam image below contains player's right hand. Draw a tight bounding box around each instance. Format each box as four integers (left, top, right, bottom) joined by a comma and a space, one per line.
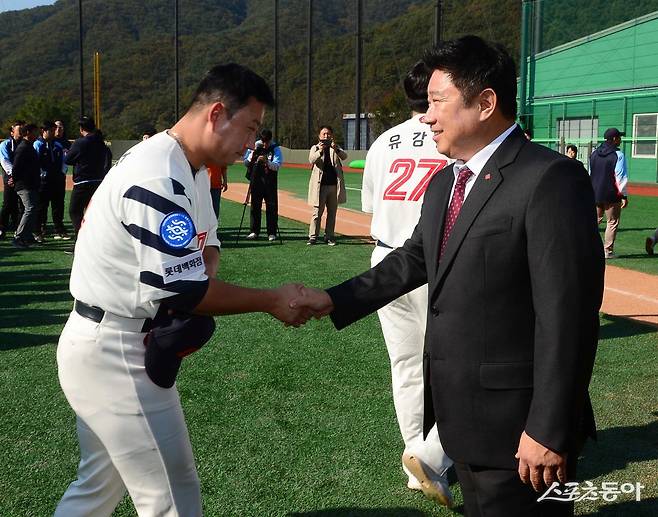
269, 283, 314, 327
290, 287, 334, 319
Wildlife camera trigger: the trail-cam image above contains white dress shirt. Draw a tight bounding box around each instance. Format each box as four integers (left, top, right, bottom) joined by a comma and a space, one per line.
448, 123, 518, 205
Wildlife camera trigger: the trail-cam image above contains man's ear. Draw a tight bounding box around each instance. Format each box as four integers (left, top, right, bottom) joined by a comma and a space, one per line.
478, 88, 497, 120
208, 102, 227, 124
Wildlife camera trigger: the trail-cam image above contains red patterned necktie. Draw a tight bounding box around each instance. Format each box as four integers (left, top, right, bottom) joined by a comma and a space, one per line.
440, 166, 473, 258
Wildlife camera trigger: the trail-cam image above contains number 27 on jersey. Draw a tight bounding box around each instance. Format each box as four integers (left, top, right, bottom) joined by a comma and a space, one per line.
383, 158, 447, 201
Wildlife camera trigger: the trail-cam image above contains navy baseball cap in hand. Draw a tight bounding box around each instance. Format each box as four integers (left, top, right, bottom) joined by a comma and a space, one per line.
145, 314, 216, 388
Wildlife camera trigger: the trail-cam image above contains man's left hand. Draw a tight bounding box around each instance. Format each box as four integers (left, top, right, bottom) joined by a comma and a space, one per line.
515, 431, 567, 491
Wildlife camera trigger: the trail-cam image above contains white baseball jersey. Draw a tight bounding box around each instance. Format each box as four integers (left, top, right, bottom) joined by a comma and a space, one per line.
70, 132, 220, 319
362, 114, 452, 247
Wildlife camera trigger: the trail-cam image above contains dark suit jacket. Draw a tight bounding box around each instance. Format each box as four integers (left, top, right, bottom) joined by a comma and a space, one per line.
12, 140, 40, 191
328, 126, 604, 469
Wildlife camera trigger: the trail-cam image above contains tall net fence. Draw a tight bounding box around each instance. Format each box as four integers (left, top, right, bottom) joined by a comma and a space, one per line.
520, 0, 658, 181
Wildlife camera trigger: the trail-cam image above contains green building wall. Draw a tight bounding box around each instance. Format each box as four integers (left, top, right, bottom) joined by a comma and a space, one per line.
523, 11, 658, 183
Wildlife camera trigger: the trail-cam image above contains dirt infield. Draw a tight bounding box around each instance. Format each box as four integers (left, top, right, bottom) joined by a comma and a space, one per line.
224, 183, 658, 328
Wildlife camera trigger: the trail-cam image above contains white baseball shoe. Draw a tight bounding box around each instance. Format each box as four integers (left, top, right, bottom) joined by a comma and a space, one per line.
402, 452, 453, 507
402, 462, 423, 491
246, 232, 257, 240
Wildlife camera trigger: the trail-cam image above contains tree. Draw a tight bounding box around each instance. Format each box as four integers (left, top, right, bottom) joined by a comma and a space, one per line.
1, 95, 76, 136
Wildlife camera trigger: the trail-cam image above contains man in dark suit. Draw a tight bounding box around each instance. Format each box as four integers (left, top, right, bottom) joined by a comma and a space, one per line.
294, 36, 604, 516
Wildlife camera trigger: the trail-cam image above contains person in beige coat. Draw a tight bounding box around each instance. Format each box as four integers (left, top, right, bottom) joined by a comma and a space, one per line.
307, 125, 347, 245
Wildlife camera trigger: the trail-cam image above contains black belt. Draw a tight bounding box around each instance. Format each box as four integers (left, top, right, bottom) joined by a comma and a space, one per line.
376, 240, 394, 249
74, 300, 154, 332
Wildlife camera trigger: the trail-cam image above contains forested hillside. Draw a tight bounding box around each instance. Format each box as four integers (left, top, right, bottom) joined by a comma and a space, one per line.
1, 0, 526, 144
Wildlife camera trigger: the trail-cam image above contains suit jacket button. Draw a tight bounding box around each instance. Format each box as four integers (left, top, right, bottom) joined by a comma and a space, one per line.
431, 305, 439, 315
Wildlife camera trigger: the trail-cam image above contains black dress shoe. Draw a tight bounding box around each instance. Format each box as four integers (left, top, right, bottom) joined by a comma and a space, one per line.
12, 238, 30, 249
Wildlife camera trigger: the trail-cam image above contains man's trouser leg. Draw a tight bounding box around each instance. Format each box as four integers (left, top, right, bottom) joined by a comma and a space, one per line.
323, 185, 338, 240
309, 188, 329, 239
371, 245, 452, 476
603, 202, 621, 254
454, 460, 577, 517
69, 183, 100, 237
56, 311, 201, 517
596, 202, 621, 254
51, 177, 67, 234
15, 189, 39, 241
0, 175, 19, 233
264, 176, 278, 236
55, 416, 127, 517
250, 180, 265, 235
37, 185, 52, 235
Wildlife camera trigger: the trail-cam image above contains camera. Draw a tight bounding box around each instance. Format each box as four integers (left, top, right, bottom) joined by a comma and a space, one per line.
252, 145, 269, 159
320, 139, 332, 147
246, 143, 270, 181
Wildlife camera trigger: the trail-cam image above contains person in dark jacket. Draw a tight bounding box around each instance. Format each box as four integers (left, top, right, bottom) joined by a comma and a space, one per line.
12, 123, 41, 248
34, 121, 69, 240
54, 120, 72, 152
242, 128, 283, 241
0, 121, 25, 239
65, 116, 111, 237
589, 127, 628, 259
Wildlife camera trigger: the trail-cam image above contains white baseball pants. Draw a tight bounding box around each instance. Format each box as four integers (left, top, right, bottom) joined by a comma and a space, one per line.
55, 311, 201, 517
371, 245, 453, 476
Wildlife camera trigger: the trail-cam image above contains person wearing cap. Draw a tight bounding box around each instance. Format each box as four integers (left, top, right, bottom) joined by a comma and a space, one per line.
54, 64, 313, 517
589, 127, 628, 259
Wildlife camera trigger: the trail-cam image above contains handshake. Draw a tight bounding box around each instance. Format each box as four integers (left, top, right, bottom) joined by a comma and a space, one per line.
268, 284, 335, 327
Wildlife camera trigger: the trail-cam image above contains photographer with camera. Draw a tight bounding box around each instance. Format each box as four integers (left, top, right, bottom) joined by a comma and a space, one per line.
307, 125, 347, 245
242, 128, 282, 241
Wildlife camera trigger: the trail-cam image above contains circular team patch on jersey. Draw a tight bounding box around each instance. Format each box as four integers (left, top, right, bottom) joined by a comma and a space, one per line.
160, 212, 196, 249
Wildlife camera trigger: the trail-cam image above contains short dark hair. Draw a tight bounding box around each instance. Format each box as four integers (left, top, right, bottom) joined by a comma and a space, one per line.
259, 128, 273, 142
42, 120, 55, 131
20, 123, 38, 137
404, 61, 431, 113
423, 35, 517, 120
142, 126, 157, 137
319, 125, 333, 133
190, 63, 275, 116
79, 116, 96, 132
566, 144, 578, 154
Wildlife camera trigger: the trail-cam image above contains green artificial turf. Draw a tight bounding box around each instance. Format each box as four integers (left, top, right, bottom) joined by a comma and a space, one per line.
595, 195, 658, 275
0, 197, 656, 516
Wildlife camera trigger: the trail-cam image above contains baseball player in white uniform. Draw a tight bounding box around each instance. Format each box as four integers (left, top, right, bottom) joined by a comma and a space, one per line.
361, 62, 454, 507
55, 64, 311, 517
